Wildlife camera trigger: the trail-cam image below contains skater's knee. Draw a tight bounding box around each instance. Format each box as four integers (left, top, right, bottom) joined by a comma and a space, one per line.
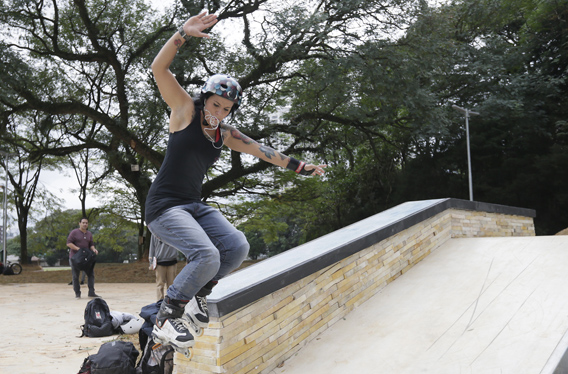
230, 230, 250, 262
198, 246, 221, 270
216, 231, 249, 277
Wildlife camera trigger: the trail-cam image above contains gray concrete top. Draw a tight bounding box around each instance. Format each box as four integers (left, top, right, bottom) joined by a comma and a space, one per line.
208, 198, 536, 317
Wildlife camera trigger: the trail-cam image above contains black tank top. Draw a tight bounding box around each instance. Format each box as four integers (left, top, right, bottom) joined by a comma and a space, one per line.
145, 105, 222, 224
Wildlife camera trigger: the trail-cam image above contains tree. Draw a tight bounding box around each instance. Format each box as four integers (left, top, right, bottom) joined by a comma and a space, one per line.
0, 113, 64, 264
0, 0, 166, 258
0, 0, 426, 257
389, 0, 568, 234
238, 0, 568, 247
90, 211, 138, 263
67, 148, 103, 218
7, 0, 566, 259
28, 208, 138, 264
27, 209, 79, 265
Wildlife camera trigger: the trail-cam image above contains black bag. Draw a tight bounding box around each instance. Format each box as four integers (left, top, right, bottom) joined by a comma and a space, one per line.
71, 247, 96, 271
136, 300, 173, 374
3, 265, 14, 275
136, 336, 174, 374
81, 298, 114, 338
78, 357, 92, 374
78, 340, 139, 374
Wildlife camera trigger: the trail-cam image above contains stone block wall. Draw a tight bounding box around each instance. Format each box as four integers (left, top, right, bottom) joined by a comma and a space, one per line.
449, 209, 535, 237
174, 203, 535, 374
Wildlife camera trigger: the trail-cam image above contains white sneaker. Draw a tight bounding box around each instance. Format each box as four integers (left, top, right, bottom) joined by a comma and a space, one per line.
153, 298, 194, 348
152, 319, 194, 349
184, 295, 209, 329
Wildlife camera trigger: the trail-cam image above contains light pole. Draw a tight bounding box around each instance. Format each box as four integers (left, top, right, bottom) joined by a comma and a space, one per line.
0, 185, 5, 264
0, 151, 14, 265
452, 105, 480, 201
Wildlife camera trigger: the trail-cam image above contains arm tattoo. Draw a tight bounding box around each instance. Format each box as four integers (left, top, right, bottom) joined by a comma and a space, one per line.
230, 129, 255, 145
221, 126, 229, 141
259, 145, 276, 159
228, 127, 279, 160
174, 39, 183, 51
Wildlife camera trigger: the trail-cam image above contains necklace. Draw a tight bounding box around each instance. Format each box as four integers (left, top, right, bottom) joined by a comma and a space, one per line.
202, 109, 224, 149
203, 126, 224, 149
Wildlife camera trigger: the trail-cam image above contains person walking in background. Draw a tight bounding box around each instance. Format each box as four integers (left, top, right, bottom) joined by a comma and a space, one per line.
68, 269, 87, 285
67, 217, 99, 299
145, 12, 326, 352
149, 235, 179, 301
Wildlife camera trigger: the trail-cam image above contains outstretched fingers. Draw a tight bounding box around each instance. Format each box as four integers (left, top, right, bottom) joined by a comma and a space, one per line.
198, 12, 218, 27
186, 12, 218, 38
306, 164, 327, 176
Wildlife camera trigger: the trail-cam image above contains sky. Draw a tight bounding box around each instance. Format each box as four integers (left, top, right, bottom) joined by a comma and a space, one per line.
39, 169, 95, 211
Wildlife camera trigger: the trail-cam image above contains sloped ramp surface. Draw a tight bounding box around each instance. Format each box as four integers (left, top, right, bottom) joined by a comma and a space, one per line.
270, 236, 568, 374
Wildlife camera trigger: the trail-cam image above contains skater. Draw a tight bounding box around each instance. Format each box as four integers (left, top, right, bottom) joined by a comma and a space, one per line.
67, 217, 99, 299
145, 12, 326, 353
149, 235, 178, 301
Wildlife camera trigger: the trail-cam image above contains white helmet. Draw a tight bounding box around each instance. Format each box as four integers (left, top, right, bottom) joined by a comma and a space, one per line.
201, 74, 243, 108
120, 317, 144, 334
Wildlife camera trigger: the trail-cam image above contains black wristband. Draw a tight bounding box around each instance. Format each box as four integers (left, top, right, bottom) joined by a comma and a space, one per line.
298, 165, 313, 176
178, 26, 191, 42
286, 157, 305, 173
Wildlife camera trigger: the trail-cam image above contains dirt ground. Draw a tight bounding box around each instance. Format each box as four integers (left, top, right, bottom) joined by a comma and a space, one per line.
0, 261, 258, 373
0, 260, 258, 284
0, 261, 173, 284
0, 282, 155, 373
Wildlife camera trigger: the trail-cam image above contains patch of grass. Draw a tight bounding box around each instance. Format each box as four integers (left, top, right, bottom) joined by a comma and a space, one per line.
0, 260, 260, 284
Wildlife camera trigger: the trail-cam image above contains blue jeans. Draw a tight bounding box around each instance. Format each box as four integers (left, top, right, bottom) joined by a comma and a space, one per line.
148, 202, 250, 301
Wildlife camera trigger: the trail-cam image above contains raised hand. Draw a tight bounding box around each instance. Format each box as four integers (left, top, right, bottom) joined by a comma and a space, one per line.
304, 164, 327, 176
181, 12, 218, 39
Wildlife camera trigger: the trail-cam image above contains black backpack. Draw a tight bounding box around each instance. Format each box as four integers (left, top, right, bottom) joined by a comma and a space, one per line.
78, 340, 139, 374
71, 247, 96, 271
81, 298, 114, 338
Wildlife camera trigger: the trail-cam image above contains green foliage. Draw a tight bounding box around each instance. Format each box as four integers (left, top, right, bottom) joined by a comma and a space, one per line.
91, 211, 139, 263
1, 0, 568, 261
232, 174, 326, 257
388, 0, 568, 234
239, 0, 568, 246
6, 236, 21, 256
26, 208, 138, 264
27, 209, 81, 258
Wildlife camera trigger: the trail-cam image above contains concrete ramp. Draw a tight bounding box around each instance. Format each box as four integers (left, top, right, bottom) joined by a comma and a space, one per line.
270, 236, 568, 374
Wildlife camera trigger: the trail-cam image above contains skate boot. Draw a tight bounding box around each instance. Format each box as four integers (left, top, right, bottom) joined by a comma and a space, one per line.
183, 295, 208, 337
152, 296, 194, 359
182, 281, 217, 337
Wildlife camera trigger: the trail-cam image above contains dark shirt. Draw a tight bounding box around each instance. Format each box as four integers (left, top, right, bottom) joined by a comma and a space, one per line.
67, 229, 94, 259
145, 103, 222, 224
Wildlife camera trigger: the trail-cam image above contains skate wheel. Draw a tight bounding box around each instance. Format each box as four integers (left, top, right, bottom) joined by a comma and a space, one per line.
194, 327, 204, 337
183, 347, 193, 359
